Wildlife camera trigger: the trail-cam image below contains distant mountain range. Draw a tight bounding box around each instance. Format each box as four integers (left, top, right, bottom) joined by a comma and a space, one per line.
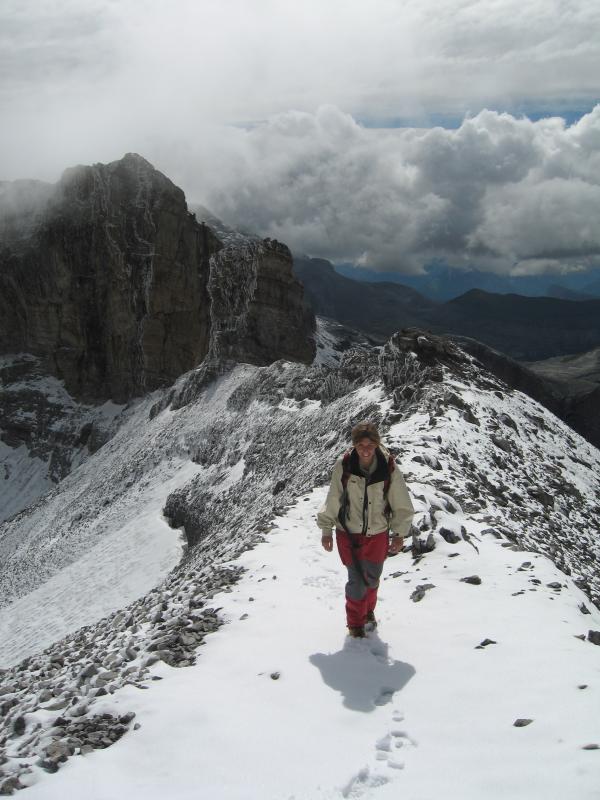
293, 256, 600, 361
334, 262, 600, 302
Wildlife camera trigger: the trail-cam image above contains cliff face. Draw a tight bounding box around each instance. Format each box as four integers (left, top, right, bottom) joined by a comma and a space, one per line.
208, 238, 315, 367
0, 155, 315, 403
0, 154, 219, 402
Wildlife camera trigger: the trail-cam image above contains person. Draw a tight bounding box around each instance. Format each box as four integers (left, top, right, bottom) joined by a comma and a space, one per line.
317, 422, 414, 638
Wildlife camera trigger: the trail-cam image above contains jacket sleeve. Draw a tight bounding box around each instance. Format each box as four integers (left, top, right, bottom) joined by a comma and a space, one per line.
387, 466, 414, 537
316, 459, 344, 535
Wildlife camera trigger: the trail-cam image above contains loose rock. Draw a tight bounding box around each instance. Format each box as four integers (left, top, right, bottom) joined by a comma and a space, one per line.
410, 584, 435, 602
460, 576, 482, 585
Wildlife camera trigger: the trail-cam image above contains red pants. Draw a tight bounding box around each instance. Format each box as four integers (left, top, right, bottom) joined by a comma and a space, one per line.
336, 530, 389, 628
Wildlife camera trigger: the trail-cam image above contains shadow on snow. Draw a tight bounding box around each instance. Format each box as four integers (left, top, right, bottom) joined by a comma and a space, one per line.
309, 633, 415, 712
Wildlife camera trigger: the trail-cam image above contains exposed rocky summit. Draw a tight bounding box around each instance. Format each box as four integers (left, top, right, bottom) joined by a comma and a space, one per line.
0, 155, 315, 404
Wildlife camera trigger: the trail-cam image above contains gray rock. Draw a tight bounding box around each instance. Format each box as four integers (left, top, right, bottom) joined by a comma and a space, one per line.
45, 741, 74, 761
410, 584, 436, 602
582, 743, 600, 750
588, 630, 600, 646
412, 534, 436, 556
79, 664, 98, 680
460, 575, 482, 585
513, 719, 533, 727
439, 527, 461, 544
0, 776, 22, 794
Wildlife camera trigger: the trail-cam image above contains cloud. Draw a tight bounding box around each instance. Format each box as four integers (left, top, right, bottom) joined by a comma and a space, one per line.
193, 105, 600, 274
1, 1, 600, 274
1, 0, 600, 179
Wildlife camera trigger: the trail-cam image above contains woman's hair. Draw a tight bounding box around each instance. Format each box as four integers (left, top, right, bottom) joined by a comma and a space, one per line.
351, 421, 381, 446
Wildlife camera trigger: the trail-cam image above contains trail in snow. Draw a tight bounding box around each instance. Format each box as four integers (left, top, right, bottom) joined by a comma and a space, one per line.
20, 486, 600, 800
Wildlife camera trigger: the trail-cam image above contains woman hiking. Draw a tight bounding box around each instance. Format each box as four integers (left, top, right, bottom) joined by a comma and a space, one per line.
317, 422, 414, 638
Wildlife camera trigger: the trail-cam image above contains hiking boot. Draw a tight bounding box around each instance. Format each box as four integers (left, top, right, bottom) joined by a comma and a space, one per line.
347, 625, 366, 638
365, 611, 377, 631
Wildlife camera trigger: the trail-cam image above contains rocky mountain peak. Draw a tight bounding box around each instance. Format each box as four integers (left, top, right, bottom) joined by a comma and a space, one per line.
0, 155, 315, 404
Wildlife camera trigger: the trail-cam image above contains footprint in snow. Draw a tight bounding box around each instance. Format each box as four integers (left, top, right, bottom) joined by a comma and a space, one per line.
370, 713, 415, 775
375, 734, 393, 753
391, 729, 417, 747
341, 766, 390, 798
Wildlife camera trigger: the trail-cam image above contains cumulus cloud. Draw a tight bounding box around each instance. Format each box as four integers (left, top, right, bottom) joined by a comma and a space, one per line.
196, 105, 600, 274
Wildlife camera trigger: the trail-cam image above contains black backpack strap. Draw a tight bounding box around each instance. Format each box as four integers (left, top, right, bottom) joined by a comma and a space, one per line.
338, 449, 353, 532
383, 455, 395, 516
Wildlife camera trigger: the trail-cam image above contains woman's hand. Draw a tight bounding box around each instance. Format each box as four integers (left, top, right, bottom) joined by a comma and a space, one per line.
388, 535, 404, 555
321, 534, 334, 552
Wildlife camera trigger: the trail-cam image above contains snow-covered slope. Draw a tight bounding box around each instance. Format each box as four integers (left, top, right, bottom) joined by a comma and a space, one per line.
0, 354, 126, 524
1, 330, 599, 797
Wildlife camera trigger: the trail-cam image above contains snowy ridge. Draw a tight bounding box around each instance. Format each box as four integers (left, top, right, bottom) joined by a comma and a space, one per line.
1, 331, 600, 796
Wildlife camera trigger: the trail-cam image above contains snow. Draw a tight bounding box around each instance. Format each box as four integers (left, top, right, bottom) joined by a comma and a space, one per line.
0, 458, 200, 667
19, 487, 600, 800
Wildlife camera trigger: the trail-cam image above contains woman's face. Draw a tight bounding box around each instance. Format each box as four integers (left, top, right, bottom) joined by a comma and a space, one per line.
355, 437, 377, 464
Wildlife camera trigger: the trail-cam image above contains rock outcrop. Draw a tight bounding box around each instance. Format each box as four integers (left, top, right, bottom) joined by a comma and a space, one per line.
208, 238, 315, 368
0, 155, 315, 404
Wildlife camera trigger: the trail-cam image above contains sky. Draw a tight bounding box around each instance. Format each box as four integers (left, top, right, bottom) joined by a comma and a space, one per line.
1, 0, 600, 274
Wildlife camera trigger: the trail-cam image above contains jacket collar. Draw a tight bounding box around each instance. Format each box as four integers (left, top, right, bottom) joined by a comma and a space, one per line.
348, 446, 388, 483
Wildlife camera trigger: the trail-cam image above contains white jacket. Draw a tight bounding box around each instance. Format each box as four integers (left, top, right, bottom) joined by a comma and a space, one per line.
317, 446, 414, 537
